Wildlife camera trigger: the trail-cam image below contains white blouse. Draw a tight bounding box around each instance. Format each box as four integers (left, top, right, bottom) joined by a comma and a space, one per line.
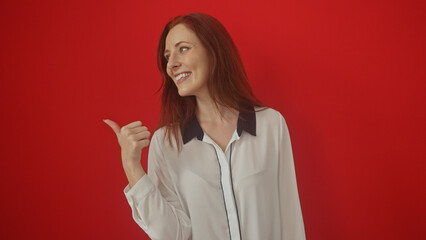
123, 107, 306, 240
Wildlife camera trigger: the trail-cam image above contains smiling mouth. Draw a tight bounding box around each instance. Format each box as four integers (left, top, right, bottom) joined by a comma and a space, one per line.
176, 73, 191, 84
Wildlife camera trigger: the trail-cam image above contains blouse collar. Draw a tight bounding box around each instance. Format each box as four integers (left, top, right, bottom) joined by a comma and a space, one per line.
181, 105, 256, 144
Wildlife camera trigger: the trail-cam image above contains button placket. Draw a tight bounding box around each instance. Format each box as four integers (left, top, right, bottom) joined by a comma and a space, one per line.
203, 132, 242, 240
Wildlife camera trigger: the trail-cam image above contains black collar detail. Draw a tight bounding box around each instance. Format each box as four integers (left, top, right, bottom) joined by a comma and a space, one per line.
181, 105, 256, 144
237, 106, 256, 137
182, 114, 204, 144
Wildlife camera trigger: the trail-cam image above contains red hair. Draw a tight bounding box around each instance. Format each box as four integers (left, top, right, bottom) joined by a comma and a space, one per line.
156, 12, 263, 148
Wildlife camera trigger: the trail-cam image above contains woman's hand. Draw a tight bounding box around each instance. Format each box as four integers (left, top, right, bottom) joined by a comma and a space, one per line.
103, 119, 150, 187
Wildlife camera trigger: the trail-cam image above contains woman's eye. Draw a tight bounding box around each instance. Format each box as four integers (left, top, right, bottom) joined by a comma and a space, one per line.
164, 47, 189, 61
180, 47, 189, 52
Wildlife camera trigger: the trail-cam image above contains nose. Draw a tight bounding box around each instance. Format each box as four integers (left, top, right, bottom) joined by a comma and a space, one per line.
167, 54, 181, 71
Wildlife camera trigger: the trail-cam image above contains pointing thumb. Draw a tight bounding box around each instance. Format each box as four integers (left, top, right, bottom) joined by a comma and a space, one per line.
103, 119, 121, 136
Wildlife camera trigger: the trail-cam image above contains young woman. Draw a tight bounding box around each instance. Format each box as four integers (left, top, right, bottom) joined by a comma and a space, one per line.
104, 12, 305, 240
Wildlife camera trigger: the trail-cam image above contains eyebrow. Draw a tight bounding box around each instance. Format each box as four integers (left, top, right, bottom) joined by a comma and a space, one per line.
164, 41, 191, 55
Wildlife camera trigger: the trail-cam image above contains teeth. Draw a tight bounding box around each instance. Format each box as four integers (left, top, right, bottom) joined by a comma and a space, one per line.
176, 73, 191, 81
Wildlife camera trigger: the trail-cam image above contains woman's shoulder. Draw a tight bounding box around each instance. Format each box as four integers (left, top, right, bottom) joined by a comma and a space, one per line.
254, 106, 286, 123
254, 107, 290, 138
150, 125, 180, 150
152, 126, 167, 138
151, 126, 172, 142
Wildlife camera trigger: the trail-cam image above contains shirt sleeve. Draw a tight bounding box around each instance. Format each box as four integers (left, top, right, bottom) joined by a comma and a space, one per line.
278, 113, 306, 240
123, 130, 192, 240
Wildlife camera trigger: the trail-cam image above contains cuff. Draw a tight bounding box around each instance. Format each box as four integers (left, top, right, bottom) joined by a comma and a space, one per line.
123, 174, 155, 201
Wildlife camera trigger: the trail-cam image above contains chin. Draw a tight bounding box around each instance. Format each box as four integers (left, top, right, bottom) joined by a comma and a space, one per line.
177, 89, 191, 97
177, 85, 197, 96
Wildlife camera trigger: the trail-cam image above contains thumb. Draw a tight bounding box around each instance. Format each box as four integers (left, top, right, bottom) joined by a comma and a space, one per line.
103, 119, 121, 136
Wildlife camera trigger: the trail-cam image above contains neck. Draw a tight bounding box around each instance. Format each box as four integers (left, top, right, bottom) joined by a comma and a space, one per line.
195, 95, 237, 123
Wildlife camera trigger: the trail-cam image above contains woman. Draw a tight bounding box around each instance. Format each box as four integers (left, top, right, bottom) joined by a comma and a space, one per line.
104, 12, 305, 240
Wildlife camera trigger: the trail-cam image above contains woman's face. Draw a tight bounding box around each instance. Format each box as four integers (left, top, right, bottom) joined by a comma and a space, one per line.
164, 24, 210, 98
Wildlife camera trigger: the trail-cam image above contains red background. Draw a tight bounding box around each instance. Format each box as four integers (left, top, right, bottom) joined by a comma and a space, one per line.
1, 0, 425, 239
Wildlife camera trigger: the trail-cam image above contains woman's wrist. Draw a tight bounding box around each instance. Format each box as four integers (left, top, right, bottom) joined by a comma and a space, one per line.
123, 161, 143, 171
123, 163, 146, 188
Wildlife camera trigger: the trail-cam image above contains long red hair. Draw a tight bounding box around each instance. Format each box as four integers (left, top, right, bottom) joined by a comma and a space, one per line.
156, 12, 263, 149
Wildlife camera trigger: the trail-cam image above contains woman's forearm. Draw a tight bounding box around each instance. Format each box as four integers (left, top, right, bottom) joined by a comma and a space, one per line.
123, 163, 146, 188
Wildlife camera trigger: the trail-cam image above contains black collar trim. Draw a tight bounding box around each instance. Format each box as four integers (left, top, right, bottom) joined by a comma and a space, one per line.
181, 105, 256, 144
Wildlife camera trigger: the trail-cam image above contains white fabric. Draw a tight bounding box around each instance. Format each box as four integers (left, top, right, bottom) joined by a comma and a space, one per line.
123, 108, 306, 240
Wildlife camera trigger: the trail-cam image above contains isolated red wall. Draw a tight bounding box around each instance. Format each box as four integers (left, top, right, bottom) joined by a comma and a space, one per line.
1, 0, 425, 239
